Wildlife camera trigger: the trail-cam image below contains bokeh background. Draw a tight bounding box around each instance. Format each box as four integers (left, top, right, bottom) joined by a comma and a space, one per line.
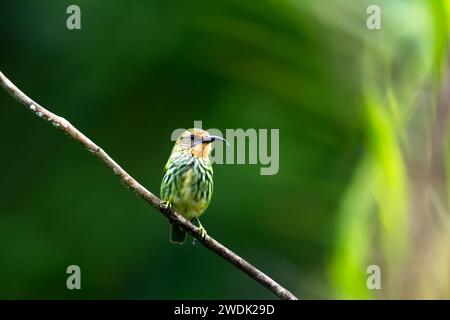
0, 0, 449, 299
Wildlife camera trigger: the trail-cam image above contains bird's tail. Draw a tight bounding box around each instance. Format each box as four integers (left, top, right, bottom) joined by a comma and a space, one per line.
170, 223, 186, 244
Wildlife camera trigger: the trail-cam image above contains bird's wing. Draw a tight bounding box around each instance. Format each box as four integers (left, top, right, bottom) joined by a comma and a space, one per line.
162, 157, 172, 176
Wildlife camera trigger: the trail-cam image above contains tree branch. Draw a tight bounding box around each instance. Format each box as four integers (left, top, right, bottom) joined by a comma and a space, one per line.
0, 70, 298, 300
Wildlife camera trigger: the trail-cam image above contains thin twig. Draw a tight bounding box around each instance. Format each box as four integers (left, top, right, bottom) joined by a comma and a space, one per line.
0, 70, 298, 300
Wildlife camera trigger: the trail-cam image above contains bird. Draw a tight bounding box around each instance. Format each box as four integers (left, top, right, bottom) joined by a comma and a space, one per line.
160, 128, 228, 244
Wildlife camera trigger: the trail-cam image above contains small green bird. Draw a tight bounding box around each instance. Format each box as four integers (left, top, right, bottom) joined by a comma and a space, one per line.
160, 128, 228, 244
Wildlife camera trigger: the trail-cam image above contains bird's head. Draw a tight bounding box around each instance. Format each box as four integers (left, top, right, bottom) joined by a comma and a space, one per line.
173, 128, 228, 159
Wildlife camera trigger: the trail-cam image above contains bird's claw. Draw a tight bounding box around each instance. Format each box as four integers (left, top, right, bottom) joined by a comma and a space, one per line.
191, 218, 207, 242
160, 200, 172, 211
198, 225, 207, 240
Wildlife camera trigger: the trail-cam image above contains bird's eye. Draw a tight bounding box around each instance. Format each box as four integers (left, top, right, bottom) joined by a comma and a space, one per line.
190, 134, 195, 140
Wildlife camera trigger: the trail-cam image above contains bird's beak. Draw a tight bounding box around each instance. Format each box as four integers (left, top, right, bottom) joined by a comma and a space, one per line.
202, 135, 230, 146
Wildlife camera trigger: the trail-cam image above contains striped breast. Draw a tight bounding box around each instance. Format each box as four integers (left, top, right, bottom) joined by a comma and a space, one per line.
161, 153, 213, 220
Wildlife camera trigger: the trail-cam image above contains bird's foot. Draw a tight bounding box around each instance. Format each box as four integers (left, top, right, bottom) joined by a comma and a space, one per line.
193, 218, 207, 241
160, 200, 172, 211
198, 225, 207, 240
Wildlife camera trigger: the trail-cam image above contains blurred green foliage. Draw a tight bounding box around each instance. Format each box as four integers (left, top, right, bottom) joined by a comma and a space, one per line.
0, 0, 449, 299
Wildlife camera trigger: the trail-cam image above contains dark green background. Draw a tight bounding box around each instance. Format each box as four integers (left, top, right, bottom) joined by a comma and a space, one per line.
1, 0, 449, 299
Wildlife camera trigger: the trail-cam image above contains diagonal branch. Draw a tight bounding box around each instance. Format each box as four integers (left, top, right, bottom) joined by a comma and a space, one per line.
0, 70, 298, 300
